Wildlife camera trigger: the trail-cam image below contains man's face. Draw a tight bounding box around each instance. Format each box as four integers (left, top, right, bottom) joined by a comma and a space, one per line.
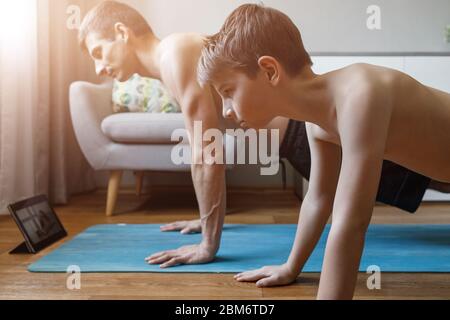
212, 69, 277, 130
85, 32, 139, 82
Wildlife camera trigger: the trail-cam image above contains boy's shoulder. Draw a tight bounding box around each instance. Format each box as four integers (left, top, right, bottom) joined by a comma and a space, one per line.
331, 64, 395, 151
335, 63, 399, 95
311, 63, 396, 147
332, 63, 396, 113
336, 63, 381, 90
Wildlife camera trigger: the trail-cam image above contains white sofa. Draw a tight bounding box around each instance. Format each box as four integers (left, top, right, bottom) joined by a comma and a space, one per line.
69, 81, 237, 216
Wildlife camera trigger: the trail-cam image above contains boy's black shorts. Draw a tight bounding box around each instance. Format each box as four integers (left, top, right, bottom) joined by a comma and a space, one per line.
280, 120, 430, 213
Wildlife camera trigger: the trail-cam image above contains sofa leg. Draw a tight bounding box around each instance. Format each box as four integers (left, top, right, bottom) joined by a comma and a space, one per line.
135, 171, 145, 197
106, 170, 123, 217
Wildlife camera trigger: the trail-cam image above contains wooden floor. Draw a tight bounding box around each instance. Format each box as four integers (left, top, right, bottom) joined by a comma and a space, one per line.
1, 188, 450, 300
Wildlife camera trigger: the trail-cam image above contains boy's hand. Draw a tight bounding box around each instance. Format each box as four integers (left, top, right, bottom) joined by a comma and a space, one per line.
234, 263, 298, 287
160, 219, 202, 234
145, 243, 215, 268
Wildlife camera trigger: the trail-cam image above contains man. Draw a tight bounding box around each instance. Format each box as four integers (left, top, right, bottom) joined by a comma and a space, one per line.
78, 1, 449, 272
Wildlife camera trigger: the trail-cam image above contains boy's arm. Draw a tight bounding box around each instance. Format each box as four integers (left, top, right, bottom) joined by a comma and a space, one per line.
317, 88, 391, 299
236, 125, 341, 286
286, 128, 342, 275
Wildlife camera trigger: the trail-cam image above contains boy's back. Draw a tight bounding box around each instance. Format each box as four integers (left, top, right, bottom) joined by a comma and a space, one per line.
321, 63, 450, 181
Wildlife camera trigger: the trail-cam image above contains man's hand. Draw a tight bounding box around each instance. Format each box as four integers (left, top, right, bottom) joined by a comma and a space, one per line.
145, 243, 216, 268
234, 263, 298, 287
160, 219, 202, 234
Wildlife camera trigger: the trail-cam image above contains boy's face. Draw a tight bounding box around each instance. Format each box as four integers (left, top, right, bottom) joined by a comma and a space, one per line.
212, 69, 277, 129
85, 32, 139, 82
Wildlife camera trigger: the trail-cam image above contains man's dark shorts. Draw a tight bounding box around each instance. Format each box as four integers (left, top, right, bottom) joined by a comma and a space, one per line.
280, 120, 430, 213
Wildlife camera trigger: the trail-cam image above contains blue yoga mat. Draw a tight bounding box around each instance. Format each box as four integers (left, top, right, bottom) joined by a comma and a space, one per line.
28, 224, 450, 273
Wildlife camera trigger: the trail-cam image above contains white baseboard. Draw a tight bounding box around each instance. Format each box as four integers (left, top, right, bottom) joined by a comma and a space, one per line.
423, 190, 450, 202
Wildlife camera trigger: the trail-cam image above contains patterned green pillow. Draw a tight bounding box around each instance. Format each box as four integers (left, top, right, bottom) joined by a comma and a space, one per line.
112, 74, 181, 113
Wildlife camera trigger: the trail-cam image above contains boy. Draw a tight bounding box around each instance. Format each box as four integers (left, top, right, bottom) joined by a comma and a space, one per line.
198, 4, 450, 299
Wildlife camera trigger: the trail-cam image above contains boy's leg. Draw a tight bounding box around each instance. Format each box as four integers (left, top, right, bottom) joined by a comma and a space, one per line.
376, 161, 430, 213
280, 120, 431, 213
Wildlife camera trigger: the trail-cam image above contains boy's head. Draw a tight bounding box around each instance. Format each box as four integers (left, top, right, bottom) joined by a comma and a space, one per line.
198, 4, 312, 129
78, 1, 153, 81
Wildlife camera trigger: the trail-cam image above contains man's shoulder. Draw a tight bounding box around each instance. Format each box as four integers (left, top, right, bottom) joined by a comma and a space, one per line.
160, 33, 205, 65
159, 33, 206, 98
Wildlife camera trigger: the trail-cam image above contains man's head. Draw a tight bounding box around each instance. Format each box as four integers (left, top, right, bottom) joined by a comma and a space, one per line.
198, 4, 312, 129
78, 1, 153, 81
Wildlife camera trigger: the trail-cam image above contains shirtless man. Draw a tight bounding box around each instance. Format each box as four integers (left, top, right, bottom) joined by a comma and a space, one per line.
197, 4, 450, 299
78, 1, 450, 284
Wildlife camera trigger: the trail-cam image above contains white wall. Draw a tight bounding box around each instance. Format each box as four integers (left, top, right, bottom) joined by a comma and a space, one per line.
128, 0, 450, 53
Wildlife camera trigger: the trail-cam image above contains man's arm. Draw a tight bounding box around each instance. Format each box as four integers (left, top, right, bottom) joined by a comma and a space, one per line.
317, 86, 391, 299
183, 88, 227, 252
235, 124, 341, 286
146, 39, 227, 267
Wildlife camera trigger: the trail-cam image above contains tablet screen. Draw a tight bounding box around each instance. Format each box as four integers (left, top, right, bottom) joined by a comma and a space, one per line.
15, 201, 62, 244
9, 195, 67, 252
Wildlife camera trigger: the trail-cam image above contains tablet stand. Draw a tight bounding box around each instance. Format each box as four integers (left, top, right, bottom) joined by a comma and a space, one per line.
9, 242, 33, 254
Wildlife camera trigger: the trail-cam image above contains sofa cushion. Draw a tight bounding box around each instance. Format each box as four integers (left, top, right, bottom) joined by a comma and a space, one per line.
112, 74, 181, 114
101, 113, 188, 144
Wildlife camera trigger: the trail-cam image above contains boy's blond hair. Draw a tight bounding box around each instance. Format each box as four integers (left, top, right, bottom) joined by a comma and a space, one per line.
78, 0, 152, 51
198, 4, 312, 86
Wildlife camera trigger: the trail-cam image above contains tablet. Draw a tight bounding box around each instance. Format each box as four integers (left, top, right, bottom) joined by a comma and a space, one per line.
8, 195, 67, 254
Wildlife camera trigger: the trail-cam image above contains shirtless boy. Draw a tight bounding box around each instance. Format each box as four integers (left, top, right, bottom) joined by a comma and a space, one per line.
78, 2, 450, 299
197, 4, 450, 299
